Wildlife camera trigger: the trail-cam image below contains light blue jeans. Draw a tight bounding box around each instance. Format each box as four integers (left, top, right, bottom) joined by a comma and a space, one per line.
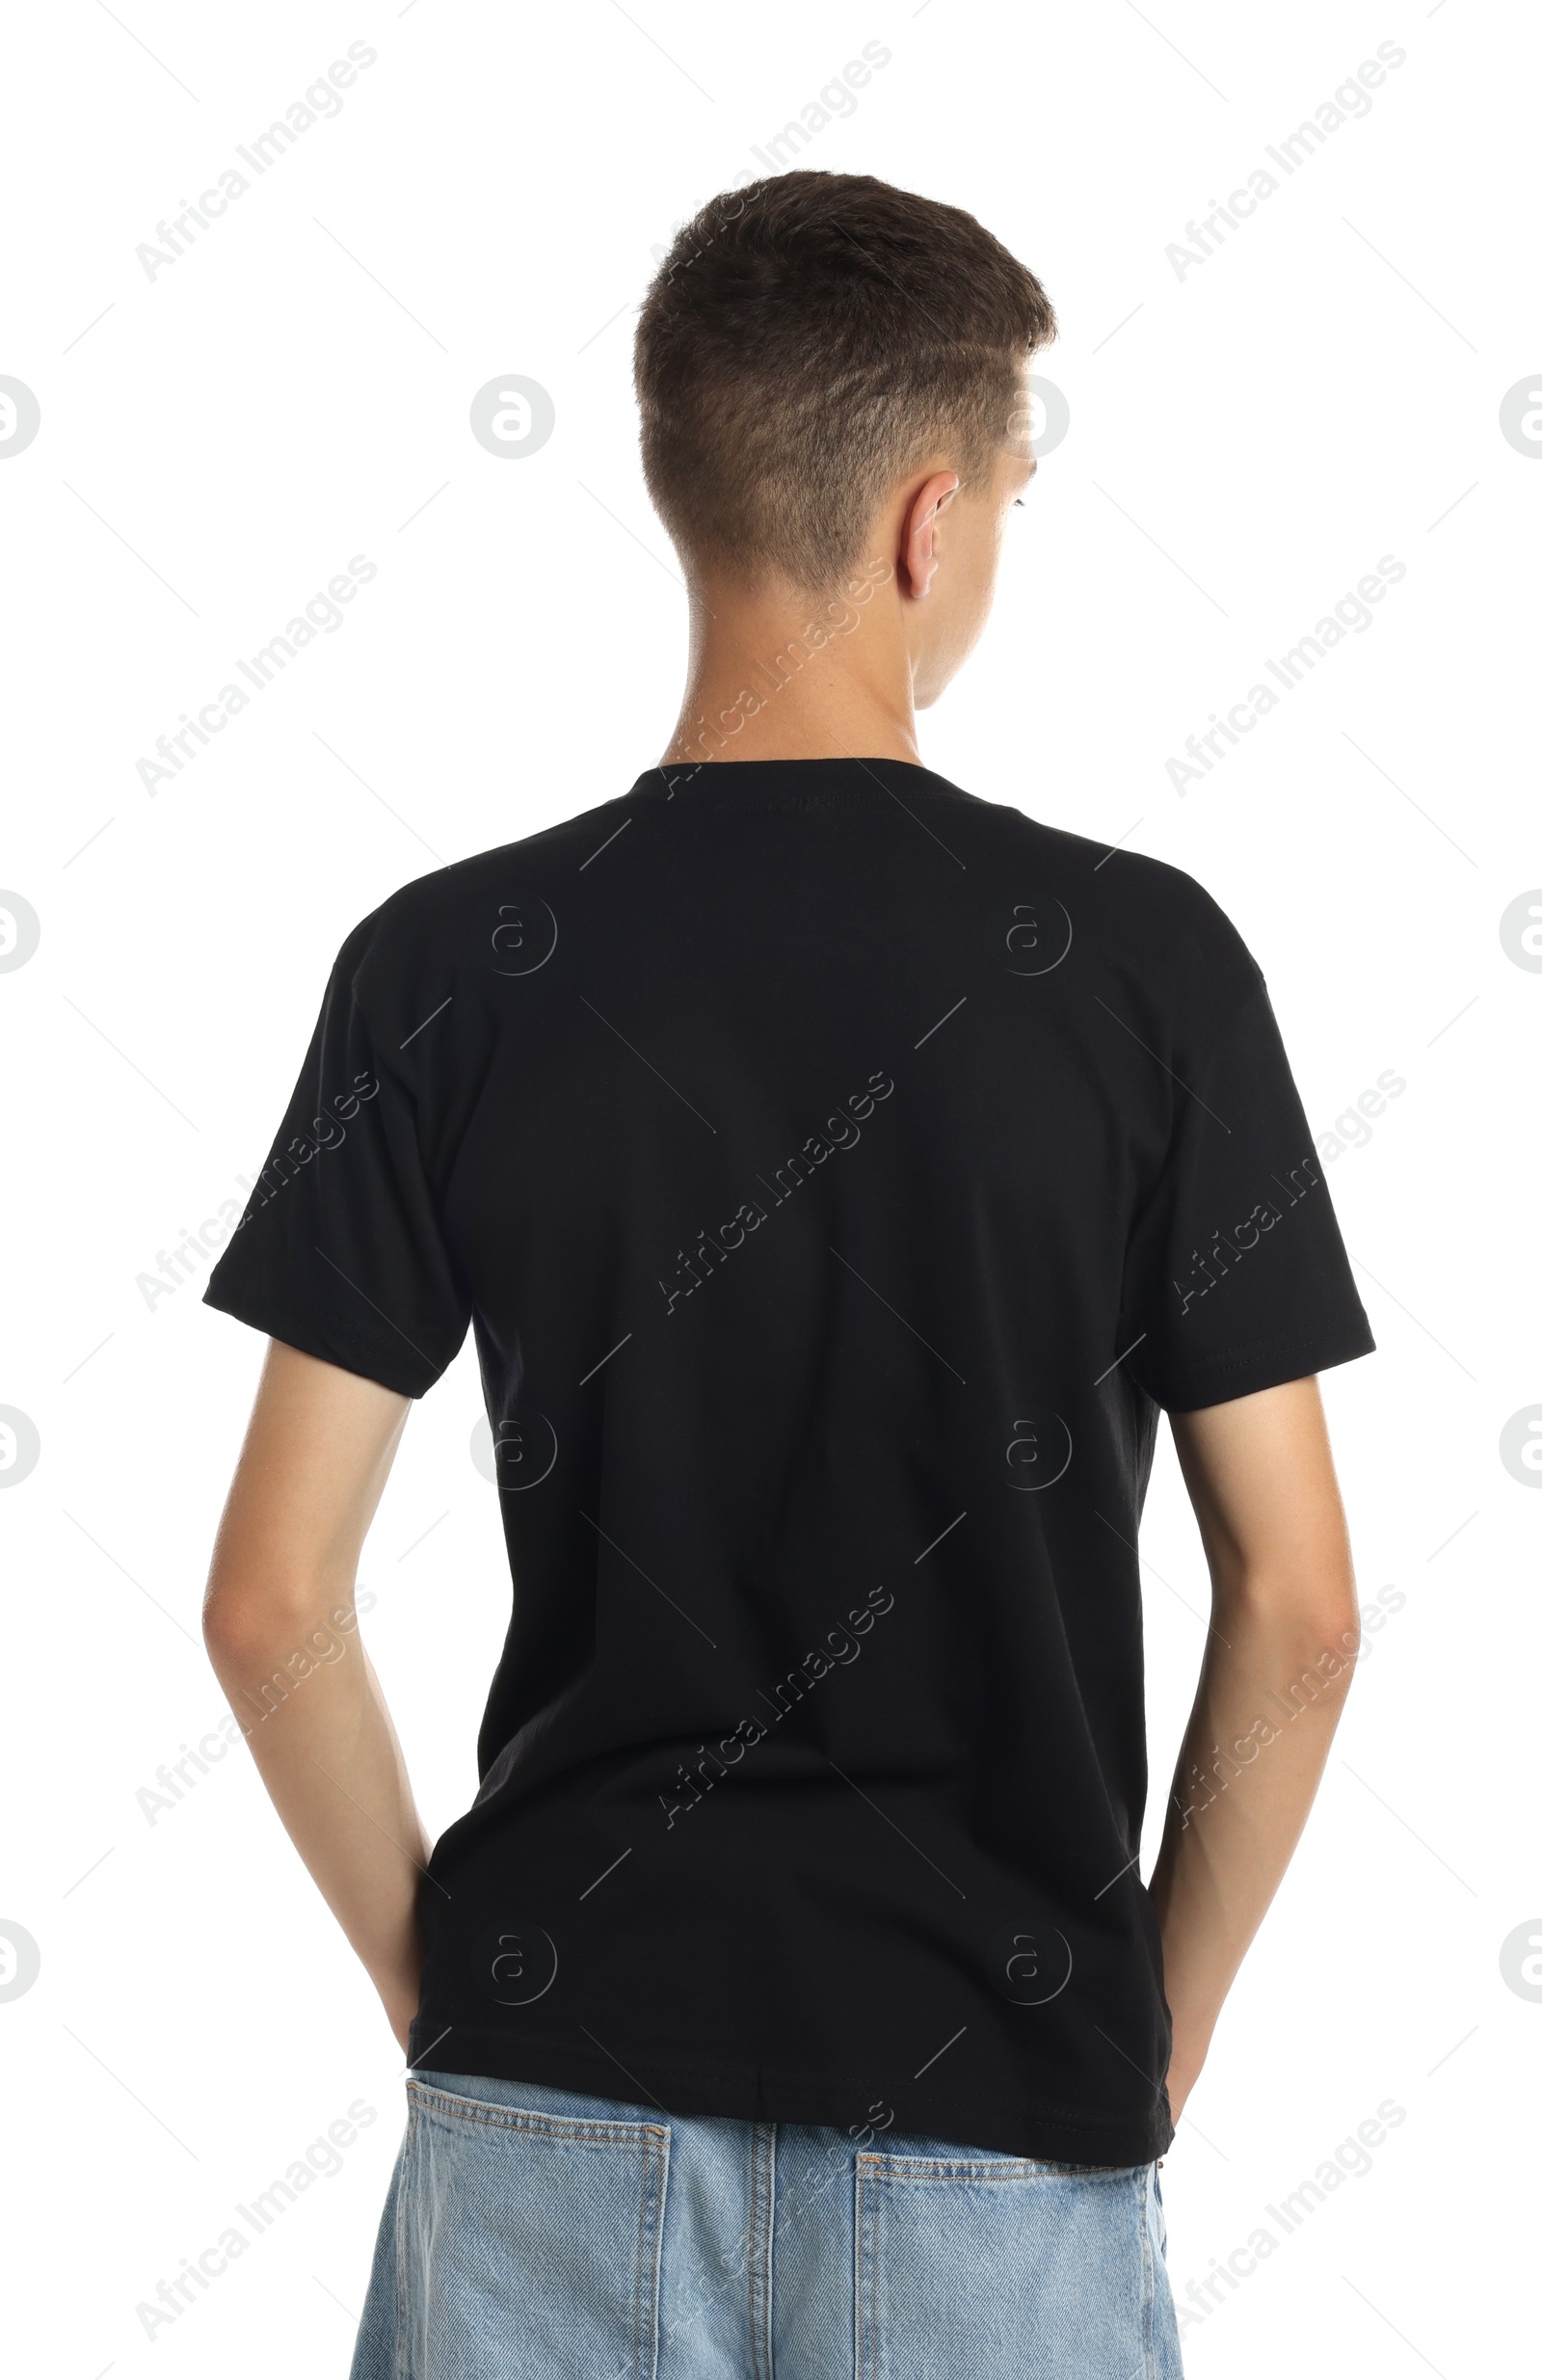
351, 2069, 1183, 2378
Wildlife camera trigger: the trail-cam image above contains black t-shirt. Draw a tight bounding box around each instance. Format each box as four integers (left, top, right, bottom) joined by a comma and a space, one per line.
203, 759, 1373, 2164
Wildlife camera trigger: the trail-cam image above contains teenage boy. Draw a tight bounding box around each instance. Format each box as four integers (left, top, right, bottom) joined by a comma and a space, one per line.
202, 171, 1373, 2379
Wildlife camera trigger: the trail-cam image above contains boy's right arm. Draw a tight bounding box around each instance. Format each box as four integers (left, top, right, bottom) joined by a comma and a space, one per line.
1149, 1375, 1361, 2126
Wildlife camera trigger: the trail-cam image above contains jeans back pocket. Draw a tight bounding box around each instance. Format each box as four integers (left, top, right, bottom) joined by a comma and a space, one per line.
398, 2077, 671, 2380
855, 2152, 1178, 2380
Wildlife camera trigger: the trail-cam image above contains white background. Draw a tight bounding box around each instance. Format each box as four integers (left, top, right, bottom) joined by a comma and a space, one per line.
2, 1, 1536, 2372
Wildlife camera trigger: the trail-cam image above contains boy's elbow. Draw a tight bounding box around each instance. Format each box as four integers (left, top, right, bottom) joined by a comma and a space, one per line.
1223, 1557, 1362, 1671
201, 1558, 337, 1665
202, 1579, 274, 1670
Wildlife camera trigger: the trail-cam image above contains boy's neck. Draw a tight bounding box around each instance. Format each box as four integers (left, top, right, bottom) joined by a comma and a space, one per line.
661, 567, 920, 769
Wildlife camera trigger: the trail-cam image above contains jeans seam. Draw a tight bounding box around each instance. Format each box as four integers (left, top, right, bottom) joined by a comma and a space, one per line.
631, 2126, 669, 2380
393, 2099, 413, 2380
748, 2122, 775, 2380
406, 2080, 667, 2148
855, 2161, 873, 2380
853, 2158, 1140, 2182
630, 2132, 647, 2380
1139, 2162, 1157, 2379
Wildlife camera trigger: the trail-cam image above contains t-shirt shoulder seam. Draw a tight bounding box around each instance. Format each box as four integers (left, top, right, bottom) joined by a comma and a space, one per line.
354, 797, 639, 940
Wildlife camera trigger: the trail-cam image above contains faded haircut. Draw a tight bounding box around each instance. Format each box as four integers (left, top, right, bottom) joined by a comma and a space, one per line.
635, 171, 1056, 592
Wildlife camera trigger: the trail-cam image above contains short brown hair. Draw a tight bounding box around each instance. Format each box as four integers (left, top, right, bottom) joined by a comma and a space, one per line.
635, 172, 1056, 592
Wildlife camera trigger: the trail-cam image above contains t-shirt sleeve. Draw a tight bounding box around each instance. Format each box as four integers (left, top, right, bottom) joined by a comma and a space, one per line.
1121, 978, 1375, 1413
202, 917, 471, 1398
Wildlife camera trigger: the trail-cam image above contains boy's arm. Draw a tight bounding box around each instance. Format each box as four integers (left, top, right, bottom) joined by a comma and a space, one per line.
1149, 1375, 1360, 2126
202, 1340, 425, 2050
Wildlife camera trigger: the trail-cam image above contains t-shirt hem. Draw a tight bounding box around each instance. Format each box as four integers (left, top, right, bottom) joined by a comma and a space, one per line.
1150, 1317, 1376, 1414
405, 2017, 1173, 2167
200, 1276, 441, 1400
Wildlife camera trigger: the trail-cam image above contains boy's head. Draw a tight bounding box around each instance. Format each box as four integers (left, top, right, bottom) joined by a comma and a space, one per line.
635, 172, 1056, 632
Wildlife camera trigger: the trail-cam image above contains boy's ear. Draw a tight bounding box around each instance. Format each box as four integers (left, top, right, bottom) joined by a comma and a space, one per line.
900, 470, 961, 600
